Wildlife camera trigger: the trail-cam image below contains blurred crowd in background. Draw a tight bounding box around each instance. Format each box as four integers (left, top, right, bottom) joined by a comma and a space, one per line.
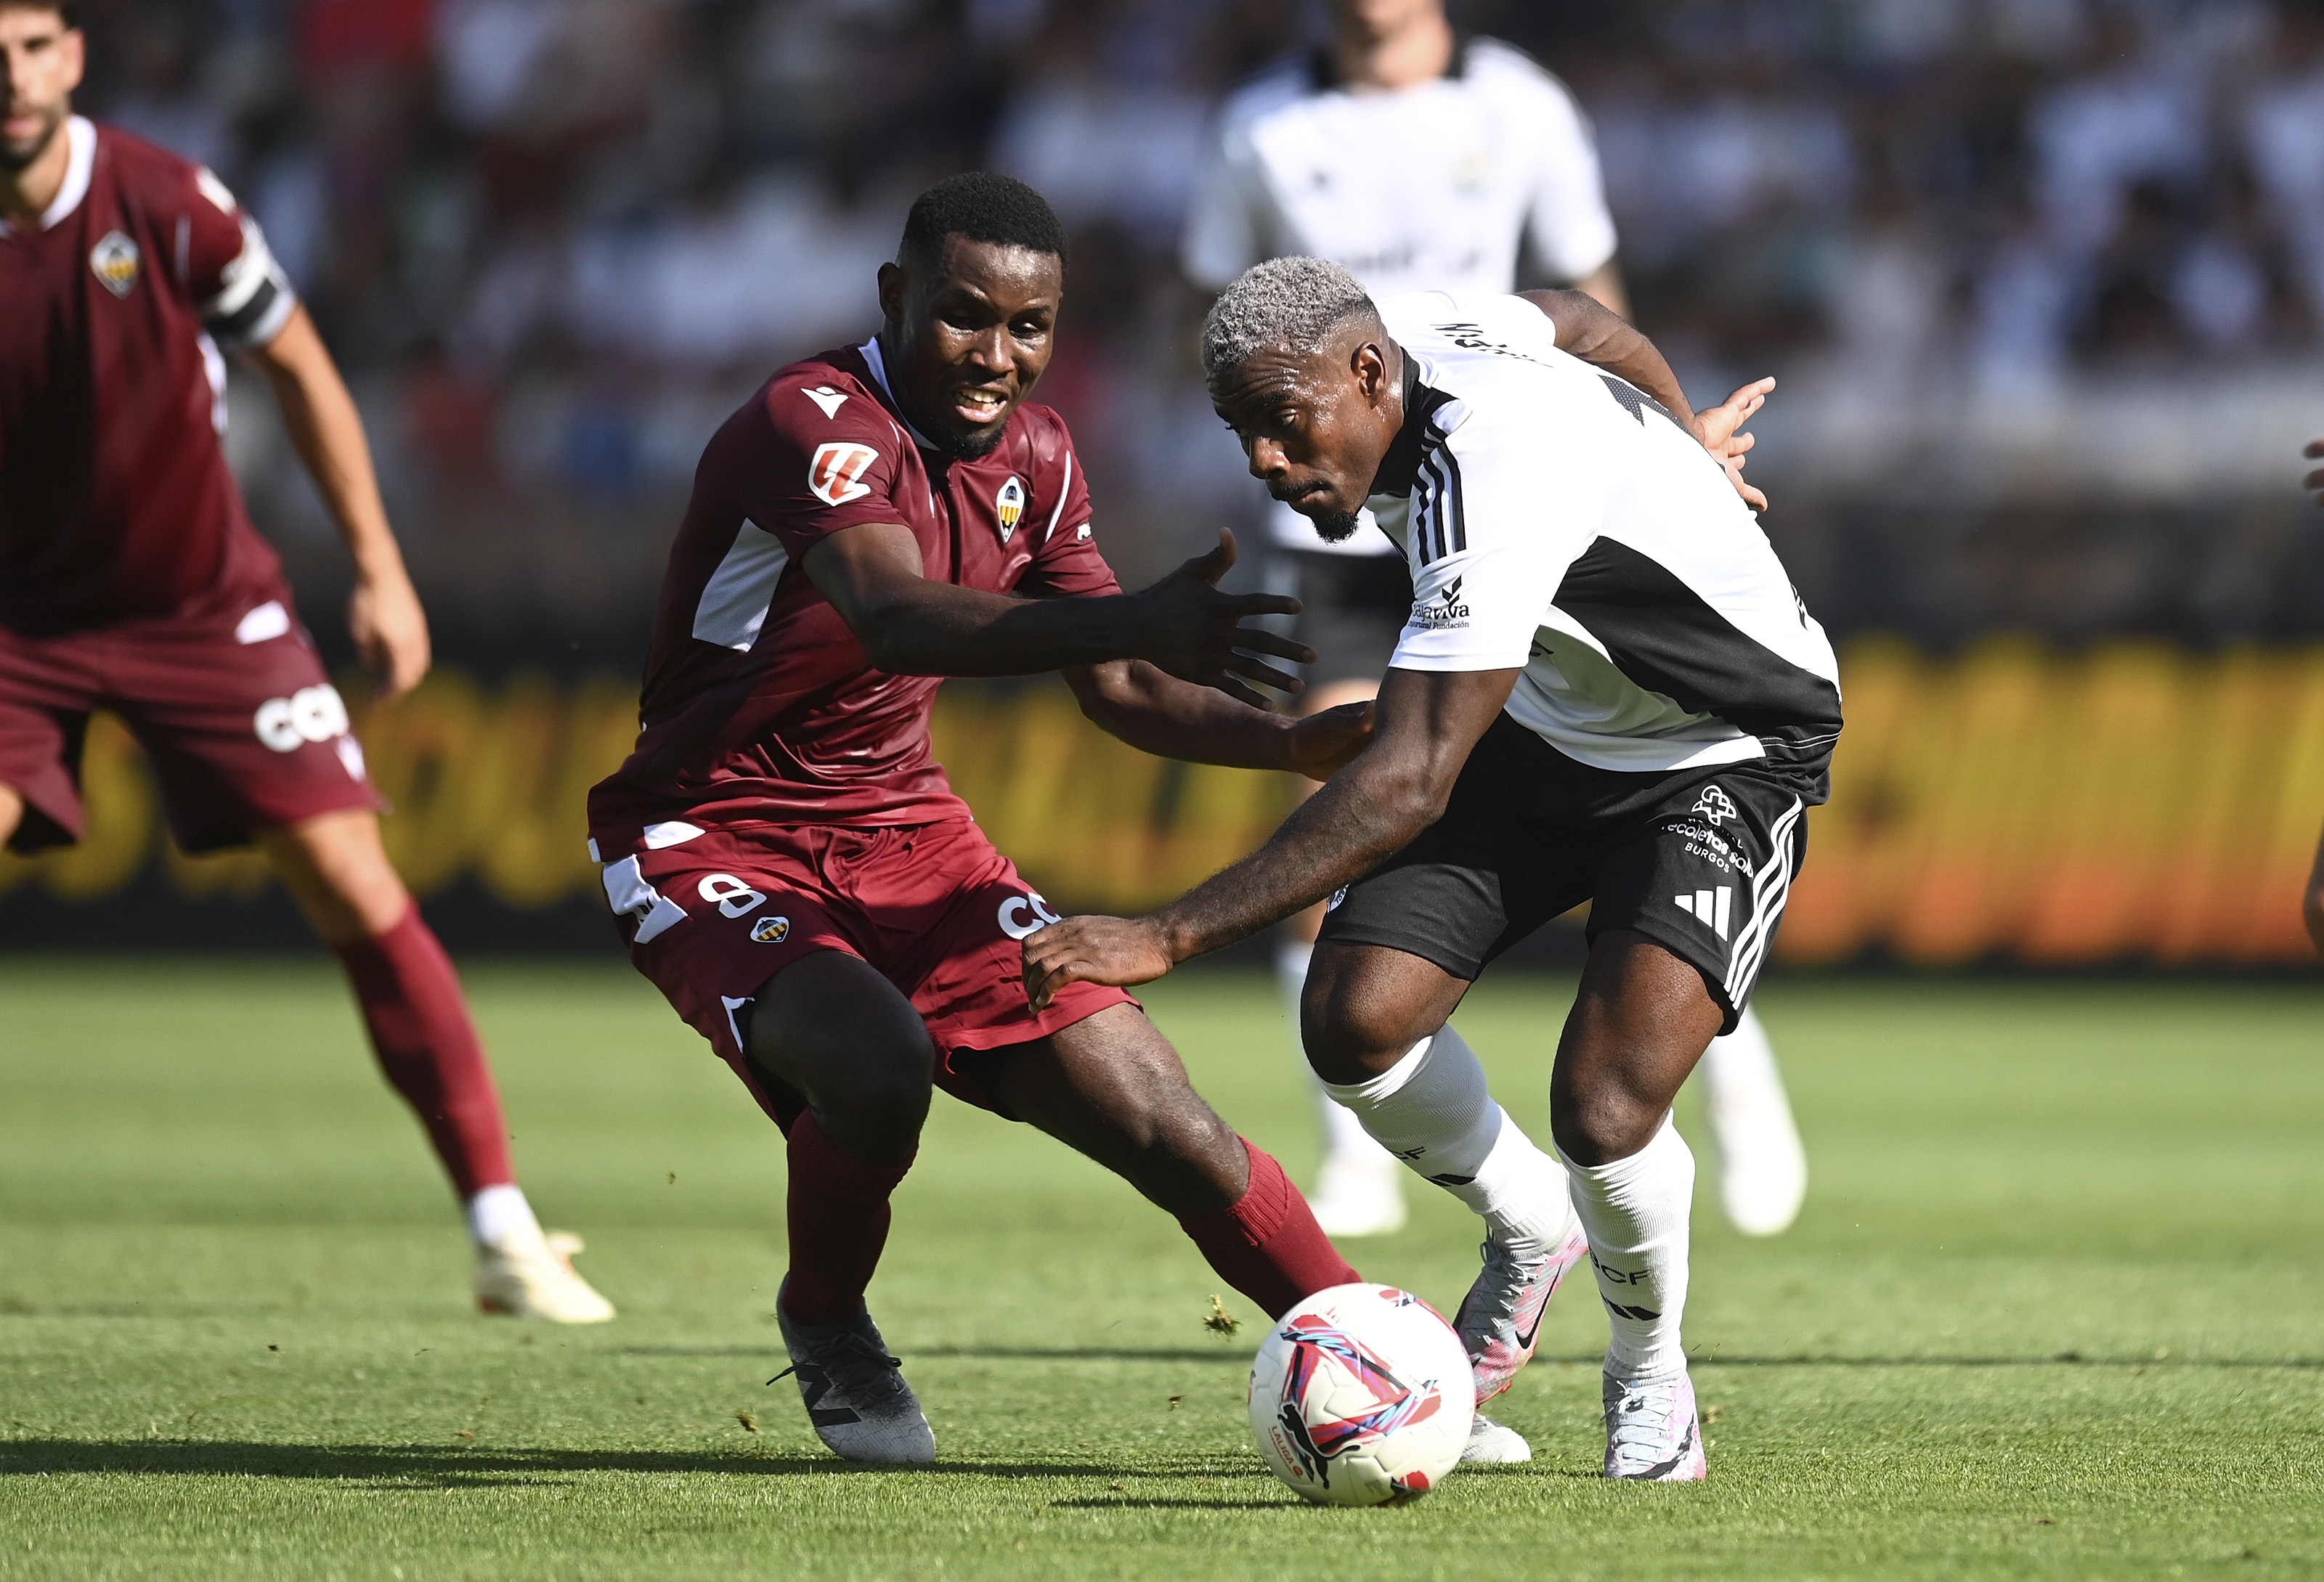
61, 0, 2324, 653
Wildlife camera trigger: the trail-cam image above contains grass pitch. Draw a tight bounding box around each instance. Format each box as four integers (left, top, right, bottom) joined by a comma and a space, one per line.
1, 956, 2320, 1581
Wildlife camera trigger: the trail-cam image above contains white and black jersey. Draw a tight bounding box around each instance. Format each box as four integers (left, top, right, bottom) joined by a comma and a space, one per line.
1367, 291, 1842, 783
1183, 36, 1618, 558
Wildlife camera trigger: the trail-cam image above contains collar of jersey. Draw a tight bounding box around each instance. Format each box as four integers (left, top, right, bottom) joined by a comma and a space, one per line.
1367, 350, 1455, 500
1307, 32, 1471, 93
0, 115, 94, 237
856, 336, 950, 454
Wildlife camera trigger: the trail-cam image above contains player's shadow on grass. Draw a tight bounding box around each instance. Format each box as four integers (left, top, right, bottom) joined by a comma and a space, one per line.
613, 1344, 1255, 1364
0, 1442, 1200, 1486
1052, 1496, 1298, 1512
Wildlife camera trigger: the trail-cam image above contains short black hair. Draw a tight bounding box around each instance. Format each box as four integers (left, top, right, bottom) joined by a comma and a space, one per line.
898, 172, 1068, 272
2, 1, 81, 25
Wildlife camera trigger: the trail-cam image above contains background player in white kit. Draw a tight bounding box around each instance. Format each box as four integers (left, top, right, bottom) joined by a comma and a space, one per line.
1180, 0, 1807, 1242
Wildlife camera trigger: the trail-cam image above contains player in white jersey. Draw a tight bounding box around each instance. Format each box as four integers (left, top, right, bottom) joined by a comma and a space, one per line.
1025, 258, 1843, 1480
1180, 0, 1809, 1248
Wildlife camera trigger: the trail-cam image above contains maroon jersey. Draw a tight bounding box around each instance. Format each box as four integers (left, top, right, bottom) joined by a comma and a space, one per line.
588, 340, 1118, 852
0, 118, 296, 635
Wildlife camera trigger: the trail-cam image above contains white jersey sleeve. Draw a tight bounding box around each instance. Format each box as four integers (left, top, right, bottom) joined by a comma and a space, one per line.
1180, 67, 1306, 291
1507, 55, 1619, 282
1388, 399, 1614, 673
1373, 291, 1604, 674
1180, 117, 1262, 290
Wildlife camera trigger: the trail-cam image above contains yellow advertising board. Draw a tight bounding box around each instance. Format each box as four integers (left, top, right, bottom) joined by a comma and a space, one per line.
4, 640, 2320, 966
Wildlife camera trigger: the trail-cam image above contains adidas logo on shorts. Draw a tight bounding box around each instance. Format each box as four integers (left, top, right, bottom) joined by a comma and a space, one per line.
1673, 886, 1732, 939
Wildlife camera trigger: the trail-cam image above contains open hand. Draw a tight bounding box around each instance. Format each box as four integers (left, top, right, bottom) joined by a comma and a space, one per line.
1285, 698, 1374, 781
1021, 915, 1176, 1011
349, 566, 431, 701
1129, 529, 1314, 708
1690, 376, 1776, 512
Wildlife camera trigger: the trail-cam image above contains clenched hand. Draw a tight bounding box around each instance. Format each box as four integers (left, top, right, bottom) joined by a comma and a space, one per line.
1284, 698, 1374, 781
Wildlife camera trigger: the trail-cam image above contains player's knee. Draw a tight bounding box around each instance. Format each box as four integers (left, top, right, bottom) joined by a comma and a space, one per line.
262, 811, 409, 941
1550, 1088, 1662, 1169
1299, 971, 1429, 1086
814, 1059, 932, 1154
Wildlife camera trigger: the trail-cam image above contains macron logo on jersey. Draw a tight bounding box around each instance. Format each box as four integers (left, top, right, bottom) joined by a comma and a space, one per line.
803, 386, 849, 418
808, 441, 879, 507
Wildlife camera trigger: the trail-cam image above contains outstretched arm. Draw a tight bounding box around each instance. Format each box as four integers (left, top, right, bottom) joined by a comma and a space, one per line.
1524, 287, 1696, 424
1522, 288, 1776, 510
804, 525, 1312, 706
1064, 661, 1373, 778
1021, 664, 1519, 1006
245, 303, 430, 699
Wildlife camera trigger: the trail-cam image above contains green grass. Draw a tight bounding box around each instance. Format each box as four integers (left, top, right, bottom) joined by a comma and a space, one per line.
1, 958, 2321, 1581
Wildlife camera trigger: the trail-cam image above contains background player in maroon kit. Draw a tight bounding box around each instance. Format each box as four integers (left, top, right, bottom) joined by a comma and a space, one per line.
0, 1, 611, 1322
590, 174, 1373, 1464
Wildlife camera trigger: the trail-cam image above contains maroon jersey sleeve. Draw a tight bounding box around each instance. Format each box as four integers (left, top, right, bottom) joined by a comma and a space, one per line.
736, 378, 915, 560
179, 166, 296, 349
1015, 409, 1121, 600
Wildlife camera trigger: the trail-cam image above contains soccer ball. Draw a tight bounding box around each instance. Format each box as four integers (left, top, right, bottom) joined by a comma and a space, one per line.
1247, 1282, 1474, 1506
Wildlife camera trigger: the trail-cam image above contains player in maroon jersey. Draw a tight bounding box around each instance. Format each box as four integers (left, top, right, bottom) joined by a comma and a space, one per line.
589, 173, 1373, 1463
0, 1, 612, 1321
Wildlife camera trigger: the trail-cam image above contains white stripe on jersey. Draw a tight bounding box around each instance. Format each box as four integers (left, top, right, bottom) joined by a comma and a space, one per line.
692, 519, 791, 651
1366, 290, 1842, 777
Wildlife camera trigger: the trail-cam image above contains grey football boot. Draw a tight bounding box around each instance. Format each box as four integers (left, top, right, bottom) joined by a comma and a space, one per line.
772, 1281, 935, 1465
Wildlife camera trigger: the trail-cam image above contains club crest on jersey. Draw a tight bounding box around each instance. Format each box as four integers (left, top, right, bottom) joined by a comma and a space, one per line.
1691, 784, 1739, 825
995, 476, 1026, 542
750, 915, 791, 944
90, 231, 141, 298
808, 441, 878, 507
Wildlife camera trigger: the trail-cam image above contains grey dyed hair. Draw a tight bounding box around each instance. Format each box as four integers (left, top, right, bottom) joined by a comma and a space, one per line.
1200, 256, 1379, 380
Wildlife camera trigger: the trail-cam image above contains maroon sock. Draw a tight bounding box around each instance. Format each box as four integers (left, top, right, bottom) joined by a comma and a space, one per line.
1179, 1139, 1361, 1320
331, 906, 513, 1199
781, 1110, 915, 1325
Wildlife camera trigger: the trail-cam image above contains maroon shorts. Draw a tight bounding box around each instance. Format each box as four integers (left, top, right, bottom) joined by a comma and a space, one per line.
0, 582, 382, 855
601, 817, 1136, 1118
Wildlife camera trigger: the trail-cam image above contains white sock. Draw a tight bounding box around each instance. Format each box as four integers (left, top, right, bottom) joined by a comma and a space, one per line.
466, 1183, 542, 1249
1321, 1024, 1574, 1255
1699, 1006, 1787, 1127
1562, 1116, 1694, 1382
1279, 937, 1396, 1170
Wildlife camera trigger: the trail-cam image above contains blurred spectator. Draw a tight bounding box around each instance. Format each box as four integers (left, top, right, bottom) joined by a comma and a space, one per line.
49, 0, 2324, 637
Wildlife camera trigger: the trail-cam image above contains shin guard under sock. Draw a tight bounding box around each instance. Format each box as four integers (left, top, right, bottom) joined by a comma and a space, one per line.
1178, 1140, 1360, 1319
1321, 1024, 1575, 1256
782, 1110, 914, 1324
332, 905, 513, 1199
1563, 1116, 1695, 1381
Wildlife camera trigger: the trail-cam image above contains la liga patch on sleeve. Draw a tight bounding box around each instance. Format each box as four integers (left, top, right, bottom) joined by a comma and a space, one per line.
808, 442, 879, 507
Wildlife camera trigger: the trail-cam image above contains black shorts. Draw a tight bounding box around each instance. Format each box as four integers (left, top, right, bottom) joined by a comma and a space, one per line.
1269, 548, 1412, 691
1315, 715, 1820, 1032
